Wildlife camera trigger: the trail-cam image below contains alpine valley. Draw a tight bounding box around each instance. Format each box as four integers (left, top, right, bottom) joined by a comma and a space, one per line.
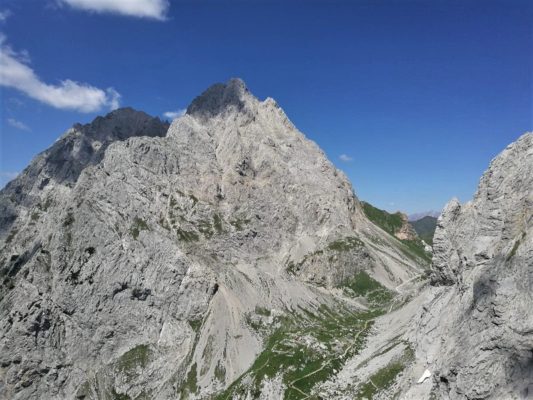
0, 80, 531, 400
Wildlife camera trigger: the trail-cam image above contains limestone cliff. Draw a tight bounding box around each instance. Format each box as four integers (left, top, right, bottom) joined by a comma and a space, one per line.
0, 79, 422, 400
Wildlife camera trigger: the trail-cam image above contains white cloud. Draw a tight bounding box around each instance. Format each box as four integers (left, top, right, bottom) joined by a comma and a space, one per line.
163, 109, 186, 120
0, 10, 11, 22
106, 87, 121, 110
0, 35, 121, 113
60, 0, 169, 20
339, 154, 353, 162
7, 118, 31, 131
0, 171, 19, 180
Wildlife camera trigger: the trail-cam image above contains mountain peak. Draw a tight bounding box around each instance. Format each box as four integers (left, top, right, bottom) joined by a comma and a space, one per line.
186, 78, 253, 119
76, 107, 168, 141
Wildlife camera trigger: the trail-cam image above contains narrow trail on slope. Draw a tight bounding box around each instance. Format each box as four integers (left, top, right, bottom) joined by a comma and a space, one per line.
287, 319, 372, 399
395, 274, 423, 293
287, 276, 425, 400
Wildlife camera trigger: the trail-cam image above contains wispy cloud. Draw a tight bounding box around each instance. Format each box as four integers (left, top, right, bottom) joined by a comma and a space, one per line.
7, 118, 30, 131
339, 154, 353, 162
0, 35, 121, 113
0, 10, 11, 22
163, 109, 186, 120
0, 171, 18, 180
60, 0, 169, 20
0, 171, 18, 188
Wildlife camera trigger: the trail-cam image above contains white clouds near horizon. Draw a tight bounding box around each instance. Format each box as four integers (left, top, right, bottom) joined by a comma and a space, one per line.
339, 154, 353, 162
60, 0, 169, 20
0, 35, 121, 113
163, 109, 186, 119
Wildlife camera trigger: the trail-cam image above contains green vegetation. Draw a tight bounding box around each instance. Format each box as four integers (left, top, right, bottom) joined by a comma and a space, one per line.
357, 361, 405, 399
63, 215, 74, 248
180, 363, 199, 398
133, 392, 150, 400
39, 198, 53, 212
195, 213, 227, 238
286, 249, 323, 275
110, 388, 131, 400
287, 236, 364, 275
159, 215, 171, 231
130, 217, 149, 239
507, 231, 526, 261
188, 193, 199, 205
169, 195, 178, 209
361, 202, 404, 236
255, 306, 271, 317
116, 344, 151, 373
399, 239, 432, 264
244, 312, 263, 332
410, 216, 438, 245
4, 228, 18, 245
213, 214, 224, 233
176, 228, 199, 242
217, 304, 383, 400
327, 236, 364, 252
230, 216, 250, 231
362, 201, 431, 264
214, 361, 226, 382
286, 260, 297, 275
198, 219, 214, 238
342, 271, 393, 307
188, 318, 203, 332
63, 212, 75, 227
355, 343, 414, 399
201, 338, 215, 375
31, 211, 40, 222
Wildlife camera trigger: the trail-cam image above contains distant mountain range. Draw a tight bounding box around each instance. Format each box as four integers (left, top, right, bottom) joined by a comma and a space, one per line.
408, 210, 441, 221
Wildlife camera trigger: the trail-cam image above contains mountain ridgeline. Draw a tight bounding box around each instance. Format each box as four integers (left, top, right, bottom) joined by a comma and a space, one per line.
0, 79, 530, 400
361, 201, 432, 263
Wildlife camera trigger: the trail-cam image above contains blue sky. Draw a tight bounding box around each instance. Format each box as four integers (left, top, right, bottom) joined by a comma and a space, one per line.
0, 0, 531, 214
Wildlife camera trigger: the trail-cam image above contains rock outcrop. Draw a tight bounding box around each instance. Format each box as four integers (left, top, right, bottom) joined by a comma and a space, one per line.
394, 213, 418, 242
409, 132, 533, 399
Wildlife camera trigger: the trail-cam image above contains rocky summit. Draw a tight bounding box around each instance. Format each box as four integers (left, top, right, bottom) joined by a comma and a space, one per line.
0, 79, 531, 400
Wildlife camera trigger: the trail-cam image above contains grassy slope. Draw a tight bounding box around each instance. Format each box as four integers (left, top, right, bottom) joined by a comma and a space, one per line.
361, 202, 404, 236
215, 274, 394, 400
410, 216, 438, 245
361, 201, 431, 264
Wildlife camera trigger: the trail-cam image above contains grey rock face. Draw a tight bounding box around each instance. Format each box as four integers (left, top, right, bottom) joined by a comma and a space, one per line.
411, 132, 533, 399
0, 79, 422, 399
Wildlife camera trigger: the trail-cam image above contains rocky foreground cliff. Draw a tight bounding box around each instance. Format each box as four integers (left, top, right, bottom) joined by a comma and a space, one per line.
412, 132, 533, 399
0, 79, 530, 400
